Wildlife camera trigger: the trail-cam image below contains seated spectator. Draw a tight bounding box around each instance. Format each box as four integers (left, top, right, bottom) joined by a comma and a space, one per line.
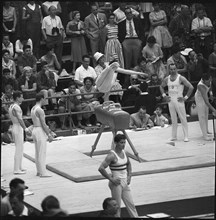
40, 45, 61, 81
147, 74, 162, 103
209, 43, 216, 97
1, 178, 27, 215
191, 5, 213, 59
2, 49, 16, 78
36, 61, 56, 110
58, 81, 85, 129
15, 35, 33, 58
150, 105, 169, 127
187, 50, 209, 92
66, 10, 87, 74
2, 68, 19, 92
133, 57, 150, 81
80, 77, 100, 126
169, 5, 192, 48
167, 44, 188, 78
74, 55, 97, 87
2, 34, 14, 58
17, 45, 37, 76
121, 74, 141, 113
18, 66, 37, 116
98, 197, 119, 218
1, 84, 14, 120
142, 36, 167, 80
129, 105, 154, 129
42, 1, 62, 16
41, 195, 68, 217
1, 85, 13, 143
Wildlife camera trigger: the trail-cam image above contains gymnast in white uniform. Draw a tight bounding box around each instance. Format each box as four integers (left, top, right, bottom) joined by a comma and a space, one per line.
195, 73, 216, 140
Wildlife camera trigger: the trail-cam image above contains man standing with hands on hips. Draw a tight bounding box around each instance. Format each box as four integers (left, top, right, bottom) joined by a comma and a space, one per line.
8, 91, 31, 175
160, 63, 194, 142
31, 92, 54, 177
98, 134, 138, 218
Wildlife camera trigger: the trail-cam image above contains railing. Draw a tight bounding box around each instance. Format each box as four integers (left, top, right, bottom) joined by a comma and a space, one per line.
2, 85, 215, 134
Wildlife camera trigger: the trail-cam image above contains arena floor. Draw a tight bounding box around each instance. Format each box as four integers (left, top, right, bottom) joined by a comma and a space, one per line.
1, 121, 215, 217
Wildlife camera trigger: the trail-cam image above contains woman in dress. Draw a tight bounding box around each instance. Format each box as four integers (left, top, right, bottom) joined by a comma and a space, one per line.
22, 1, 43, 59
3, 1, 17, 44
66, 11, 87, 74
80, 77, 100, 126
104, 13, 124, 68
149, 2, 173, 60
195, 73, 216, 141
142, 35, 167, 80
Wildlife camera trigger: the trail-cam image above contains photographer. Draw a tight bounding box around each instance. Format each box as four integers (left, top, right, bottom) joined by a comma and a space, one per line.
42, 5, 65, 64
191, 6, 213, 59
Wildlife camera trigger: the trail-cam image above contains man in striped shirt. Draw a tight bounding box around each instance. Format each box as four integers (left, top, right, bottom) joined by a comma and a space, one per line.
98, 134, 138, 218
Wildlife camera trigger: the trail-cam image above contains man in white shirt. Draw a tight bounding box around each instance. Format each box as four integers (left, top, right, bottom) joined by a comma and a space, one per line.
191, 6, 213, 59
2, 34, 14, 58
74, 55, 97, 87
41, 5, 64, 64
113, 2, 139, 24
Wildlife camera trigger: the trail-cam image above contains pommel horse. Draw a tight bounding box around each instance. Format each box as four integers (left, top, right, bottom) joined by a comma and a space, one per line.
90, 101, 141, 162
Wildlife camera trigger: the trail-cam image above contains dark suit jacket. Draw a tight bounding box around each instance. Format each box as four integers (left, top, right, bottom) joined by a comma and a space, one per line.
118, 18, 145, 43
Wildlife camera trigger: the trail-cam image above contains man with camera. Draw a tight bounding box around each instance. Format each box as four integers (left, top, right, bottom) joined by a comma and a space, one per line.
191, 5, 213, 59
42, 5, 65, 64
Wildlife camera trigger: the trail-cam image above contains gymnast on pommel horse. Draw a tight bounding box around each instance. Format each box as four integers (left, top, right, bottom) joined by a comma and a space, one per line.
90, 101, 141, 162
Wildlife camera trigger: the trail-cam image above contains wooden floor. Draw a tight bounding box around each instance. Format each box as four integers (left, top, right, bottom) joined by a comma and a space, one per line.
1, 121, 215, 216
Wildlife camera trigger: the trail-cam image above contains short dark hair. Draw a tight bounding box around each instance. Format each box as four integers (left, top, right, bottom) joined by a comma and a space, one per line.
156, 105, 163, 111
45, 45, 55, 52
147, 36, 156, 44
35, 92, 45, 102
108, 13, 115, 19
171, 44, 181, 55
40, 60, 48, 68
139, 105, 146, 111
20, 34, 29, 42
3, 68, 11, 74
2, 49, 10, 56
201, 73, 210, 81
83, 77, 94, 85
23, 44, 31, 51
124, 6, 132, 13
68, 80, 77, 88
13, 91, 23, 101
137, 56, 147, 65
9, 178, 25, 189
102, 197, 115, 210
114, 134, 126, 143
9, 191, 24, 202
82, 54, 90, 61
41, 195, 60, 212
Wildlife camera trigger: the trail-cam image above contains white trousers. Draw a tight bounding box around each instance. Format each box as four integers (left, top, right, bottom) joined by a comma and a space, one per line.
32, 127, 47, 175
11, 124, 24, 172
168, 98, 188, 139
108, 178, 138, 218
195, 95, 209, 138
41, 89, 56, 105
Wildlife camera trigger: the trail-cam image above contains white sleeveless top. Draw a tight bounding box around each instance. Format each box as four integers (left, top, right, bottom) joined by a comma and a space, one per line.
31, 105, 42, 127
8, 103, 21, 124
109, 150, 128, 178
168, 74, 184, 99
195, 80, 210, 100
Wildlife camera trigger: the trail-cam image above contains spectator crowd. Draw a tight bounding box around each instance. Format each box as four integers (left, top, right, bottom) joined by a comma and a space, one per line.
2, 1, 216, 138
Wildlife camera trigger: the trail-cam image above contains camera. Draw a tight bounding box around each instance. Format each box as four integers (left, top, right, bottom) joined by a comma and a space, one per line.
52, 27, 59, 35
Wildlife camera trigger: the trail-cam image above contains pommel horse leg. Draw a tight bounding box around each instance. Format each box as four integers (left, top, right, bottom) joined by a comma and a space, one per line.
122, 130, 141, 162
90, 125, 105, 157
